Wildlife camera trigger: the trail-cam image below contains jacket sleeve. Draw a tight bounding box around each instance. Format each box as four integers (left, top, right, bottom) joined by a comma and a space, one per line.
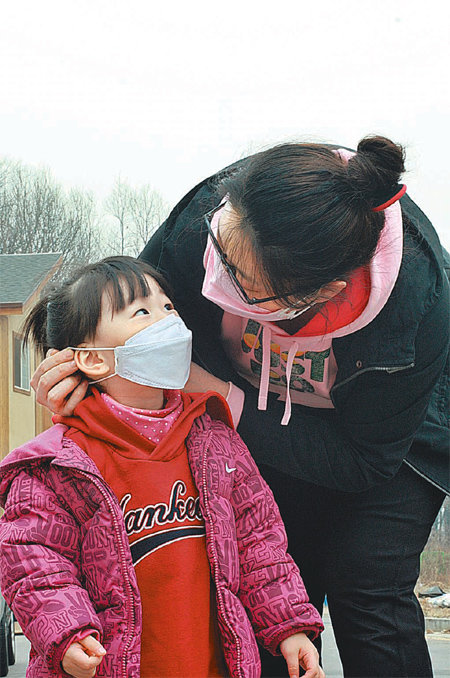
141, 176, 450, 493
0, 466, 102, 673
228, 429, 324, 654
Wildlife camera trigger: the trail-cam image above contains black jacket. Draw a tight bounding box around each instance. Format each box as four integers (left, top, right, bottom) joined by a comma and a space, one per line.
140, 156, 449, 494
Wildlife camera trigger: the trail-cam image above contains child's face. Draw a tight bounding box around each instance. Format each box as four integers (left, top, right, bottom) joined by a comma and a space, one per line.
92, 275, 178, 352
74, 274, 182, 404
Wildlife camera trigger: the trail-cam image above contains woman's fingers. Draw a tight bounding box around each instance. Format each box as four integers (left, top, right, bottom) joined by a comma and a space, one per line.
31, 348, 70, 388
59, 377, 89, 416
183, 362, 229, 398
31, 348, 75, 396
31, 348, 87, 414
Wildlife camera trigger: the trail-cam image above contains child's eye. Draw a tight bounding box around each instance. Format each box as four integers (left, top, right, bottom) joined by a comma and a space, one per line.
135, 308, 150, 316
164, 303, 174, 311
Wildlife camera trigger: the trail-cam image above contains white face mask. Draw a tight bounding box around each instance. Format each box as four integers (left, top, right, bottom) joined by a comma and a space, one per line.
260, 303, 316, 321
72, 314, 192, 390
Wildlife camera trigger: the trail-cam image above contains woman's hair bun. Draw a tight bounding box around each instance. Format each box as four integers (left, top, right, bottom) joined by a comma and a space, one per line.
347, 135, 406, 206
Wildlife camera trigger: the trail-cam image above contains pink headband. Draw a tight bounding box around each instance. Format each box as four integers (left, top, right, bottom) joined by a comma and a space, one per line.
372, 184, 407, 212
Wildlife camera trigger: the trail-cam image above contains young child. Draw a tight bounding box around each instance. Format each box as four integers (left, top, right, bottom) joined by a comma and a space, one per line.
0, 256, 324, 678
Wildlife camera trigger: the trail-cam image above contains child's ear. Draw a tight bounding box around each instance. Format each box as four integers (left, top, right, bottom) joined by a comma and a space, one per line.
74, 348, 112, 380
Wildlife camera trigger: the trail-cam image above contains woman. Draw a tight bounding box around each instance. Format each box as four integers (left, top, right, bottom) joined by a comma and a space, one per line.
33, 136, 449, 677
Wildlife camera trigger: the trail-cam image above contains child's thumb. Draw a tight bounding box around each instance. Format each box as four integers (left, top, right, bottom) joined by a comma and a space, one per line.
282, 649, 299, 678
79, 635, 107, 658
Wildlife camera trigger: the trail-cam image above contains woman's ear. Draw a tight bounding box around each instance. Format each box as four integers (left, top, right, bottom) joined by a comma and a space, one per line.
74, 348, 112, 380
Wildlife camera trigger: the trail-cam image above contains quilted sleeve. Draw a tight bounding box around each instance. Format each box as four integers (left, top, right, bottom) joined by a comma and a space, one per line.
0, 466, 102, 672
229, 429, 324, 655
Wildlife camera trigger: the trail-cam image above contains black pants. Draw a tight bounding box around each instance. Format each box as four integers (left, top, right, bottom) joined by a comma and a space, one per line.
257, 463, 445, 678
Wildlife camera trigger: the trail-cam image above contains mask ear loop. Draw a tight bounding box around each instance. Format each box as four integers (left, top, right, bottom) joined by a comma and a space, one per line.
67, 346, 117, 385
88, 372, 117, 385
278, 301, 315, 319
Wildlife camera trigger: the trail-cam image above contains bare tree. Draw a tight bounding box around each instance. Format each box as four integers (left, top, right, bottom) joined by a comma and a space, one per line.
0, 158, 100, 269
103, 178, 131, 256
128, 184, 169, 256
103, 178, 169, 257
0, 158, 170, 269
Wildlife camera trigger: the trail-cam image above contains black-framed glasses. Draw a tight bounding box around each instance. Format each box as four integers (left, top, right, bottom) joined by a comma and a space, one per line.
204, 202, 305, 306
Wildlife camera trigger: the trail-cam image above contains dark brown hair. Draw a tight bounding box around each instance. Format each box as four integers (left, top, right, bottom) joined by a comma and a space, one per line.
217, 135, 406, 305
23, 256, 172, 355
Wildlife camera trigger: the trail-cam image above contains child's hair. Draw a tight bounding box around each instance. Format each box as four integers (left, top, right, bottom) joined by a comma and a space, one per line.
217, 135, 406, 304
23, 256, 172, 356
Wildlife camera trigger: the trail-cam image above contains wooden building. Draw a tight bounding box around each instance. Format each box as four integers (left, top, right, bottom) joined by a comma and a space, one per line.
0, 253, 62, 459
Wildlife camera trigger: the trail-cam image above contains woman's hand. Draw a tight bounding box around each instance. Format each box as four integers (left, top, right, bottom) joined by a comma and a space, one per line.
62, 635, 106, 678
31, 348, 88, 416
280, 632, 325, 678
183, 362, 230, 399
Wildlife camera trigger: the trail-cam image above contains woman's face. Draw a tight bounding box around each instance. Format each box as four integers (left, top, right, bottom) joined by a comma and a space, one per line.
215, 201, 346, 311
215, 202, 302, 311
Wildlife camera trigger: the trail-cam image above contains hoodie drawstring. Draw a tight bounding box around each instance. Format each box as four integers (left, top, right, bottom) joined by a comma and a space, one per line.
257, 324, 298, 426
258, 325, 271, 411
281, 342, 299, 426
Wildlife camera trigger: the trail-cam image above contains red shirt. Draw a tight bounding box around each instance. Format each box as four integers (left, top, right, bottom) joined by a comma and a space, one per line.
58, 389, 230, 677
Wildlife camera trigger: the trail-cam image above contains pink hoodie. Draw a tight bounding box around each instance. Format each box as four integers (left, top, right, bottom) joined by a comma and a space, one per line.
202, 150, 404, 425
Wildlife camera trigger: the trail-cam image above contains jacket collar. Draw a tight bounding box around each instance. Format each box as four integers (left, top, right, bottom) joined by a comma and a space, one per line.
333, 218, 446, 382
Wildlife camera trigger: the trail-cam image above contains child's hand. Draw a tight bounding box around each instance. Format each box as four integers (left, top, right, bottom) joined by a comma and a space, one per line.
62, 635, 106, 678
280, 632, 325, 678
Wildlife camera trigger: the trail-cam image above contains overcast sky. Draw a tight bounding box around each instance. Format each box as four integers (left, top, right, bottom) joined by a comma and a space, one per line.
1, 0, 448, 247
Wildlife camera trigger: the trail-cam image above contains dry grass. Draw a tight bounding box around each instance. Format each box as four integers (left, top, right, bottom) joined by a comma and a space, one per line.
417, 530, 450, 618
419, 547, 450, 589
419, 597, 450, 619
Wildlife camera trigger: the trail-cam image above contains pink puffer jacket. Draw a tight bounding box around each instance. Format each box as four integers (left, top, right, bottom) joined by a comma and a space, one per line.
0, 412, 323, 678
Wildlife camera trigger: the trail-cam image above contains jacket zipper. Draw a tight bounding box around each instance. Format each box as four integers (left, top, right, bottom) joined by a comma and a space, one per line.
331, 362, 415, 395
403, 459, 448, 493
74, 468, 137, 678
201, 432, 243, 678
